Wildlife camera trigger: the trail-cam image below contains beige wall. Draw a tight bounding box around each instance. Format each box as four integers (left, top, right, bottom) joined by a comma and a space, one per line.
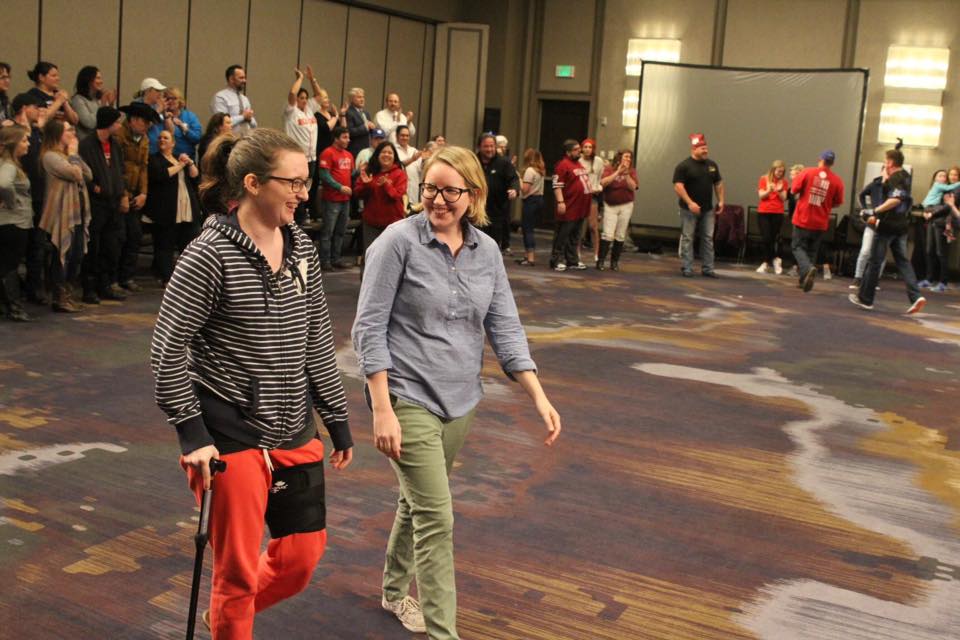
594, 0, 717, 157
855, 0, 960, 193
723, 0, 846, 68
5, 0, 450, 138
41, 0, 120, 97
431, 24, 489, 147
538, 0, 597, 94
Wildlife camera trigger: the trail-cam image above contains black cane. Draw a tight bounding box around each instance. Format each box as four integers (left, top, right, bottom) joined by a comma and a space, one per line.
186, 458, 227, 640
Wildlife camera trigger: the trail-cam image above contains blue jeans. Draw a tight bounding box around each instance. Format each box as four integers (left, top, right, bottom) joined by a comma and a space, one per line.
319, 200, 349, 263
521, 196, 542, 251
855, 224, 885, 279
791, 226, 823, 283
678, 208, 715, 272
859, 230, 921, 306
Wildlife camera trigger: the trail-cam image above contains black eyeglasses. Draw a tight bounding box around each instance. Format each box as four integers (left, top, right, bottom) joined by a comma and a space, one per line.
266, 175, 312, 193
420, 183, 471, 203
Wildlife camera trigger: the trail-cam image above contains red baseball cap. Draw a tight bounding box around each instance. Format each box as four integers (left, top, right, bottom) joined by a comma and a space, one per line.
689, 133, 707, 148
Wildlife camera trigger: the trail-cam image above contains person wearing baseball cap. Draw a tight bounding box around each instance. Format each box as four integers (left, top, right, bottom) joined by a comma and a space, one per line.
673, 132, 724, 277
77, 106, 127, 303
355, 127, 386, 170
114, 102, 160, 293
790, 150, 844, 292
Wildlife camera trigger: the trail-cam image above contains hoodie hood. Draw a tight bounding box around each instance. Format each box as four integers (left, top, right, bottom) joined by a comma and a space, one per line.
203, 213, 311, 309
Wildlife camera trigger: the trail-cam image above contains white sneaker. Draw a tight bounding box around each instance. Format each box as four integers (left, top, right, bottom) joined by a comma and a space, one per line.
573, 262, 588, 270
755, 262, 769, 274
773, 257, 783, 275
823, 265, 832, 280
553, 263, 567, 272
382, 595, 427, 633
906, 297, 927, 315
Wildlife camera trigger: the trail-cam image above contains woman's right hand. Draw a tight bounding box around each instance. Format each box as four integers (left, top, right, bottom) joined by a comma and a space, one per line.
373, 409, 402, 460
183, 444, 221, 489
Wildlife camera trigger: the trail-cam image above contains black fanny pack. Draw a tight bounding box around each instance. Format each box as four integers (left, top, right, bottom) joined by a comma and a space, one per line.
265, 460, 326, 539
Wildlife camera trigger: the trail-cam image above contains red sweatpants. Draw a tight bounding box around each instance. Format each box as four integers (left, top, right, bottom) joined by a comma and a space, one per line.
182, 438, 327, 639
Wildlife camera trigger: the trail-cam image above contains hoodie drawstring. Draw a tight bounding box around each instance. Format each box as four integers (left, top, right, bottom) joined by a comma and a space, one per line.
263, 448, 274, 473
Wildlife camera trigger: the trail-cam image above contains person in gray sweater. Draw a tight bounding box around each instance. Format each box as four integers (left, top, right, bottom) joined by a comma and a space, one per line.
71, 66, 116, 140
0, 125, 34, 321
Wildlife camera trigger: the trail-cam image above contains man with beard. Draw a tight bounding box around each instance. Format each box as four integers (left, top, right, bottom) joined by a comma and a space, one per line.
476, 132, 518, 253
550, 139, 592, 271
673, 133, 724, 278
211, 65, 256, 137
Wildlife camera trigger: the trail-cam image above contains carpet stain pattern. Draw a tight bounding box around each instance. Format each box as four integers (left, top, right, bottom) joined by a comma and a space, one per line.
0, 254, 958, 639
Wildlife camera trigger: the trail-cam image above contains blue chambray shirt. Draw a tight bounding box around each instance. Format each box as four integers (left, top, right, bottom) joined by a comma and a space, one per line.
352, 213, 537, 419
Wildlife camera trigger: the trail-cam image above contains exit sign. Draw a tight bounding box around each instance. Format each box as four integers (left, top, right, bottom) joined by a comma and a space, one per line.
555, 65, 576, 78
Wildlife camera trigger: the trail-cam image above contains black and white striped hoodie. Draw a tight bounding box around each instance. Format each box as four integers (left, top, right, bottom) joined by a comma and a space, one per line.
151, 213, 351, 455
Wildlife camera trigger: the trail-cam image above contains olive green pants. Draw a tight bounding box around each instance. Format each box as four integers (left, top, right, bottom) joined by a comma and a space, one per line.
383, 398, 475, 640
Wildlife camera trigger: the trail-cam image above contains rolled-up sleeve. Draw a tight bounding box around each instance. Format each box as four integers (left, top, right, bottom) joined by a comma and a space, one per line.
352, 230, 404, 376
483, 258, 536, 379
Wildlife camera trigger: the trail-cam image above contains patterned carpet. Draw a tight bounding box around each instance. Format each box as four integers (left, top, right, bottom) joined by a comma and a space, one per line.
1, 247, 959, 639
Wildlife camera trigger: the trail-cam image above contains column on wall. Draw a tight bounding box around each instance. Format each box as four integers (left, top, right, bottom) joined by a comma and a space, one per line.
431, 23, 489, 148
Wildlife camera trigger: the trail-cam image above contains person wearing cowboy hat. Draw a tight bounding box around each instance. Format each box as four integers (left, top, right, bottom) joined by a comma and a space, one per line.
114, 102, 160, 293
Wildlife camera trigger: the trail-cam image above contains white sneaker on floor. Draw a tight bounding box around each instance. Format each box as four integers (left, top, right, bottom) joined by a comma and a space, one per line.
773, 257, 783, 275
553, 263, 567, 272
906, 297, 927, 315
382, 595, 427, 633
756, 262, 769, 274
823, 265, 832, 280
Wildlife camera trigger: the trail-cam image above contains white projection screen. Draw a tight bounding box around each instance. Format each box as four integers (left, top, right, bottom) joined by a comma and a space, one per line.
633, 62, 868, 228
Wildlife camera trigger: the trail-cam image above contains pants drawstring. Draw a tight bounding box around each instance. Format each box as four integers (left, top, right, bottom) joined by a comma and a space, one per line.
263, 448, 274, 473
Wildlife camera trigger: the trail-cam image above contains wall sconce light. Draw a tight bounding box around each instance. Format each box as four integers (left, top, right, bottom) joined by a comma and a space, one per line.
626, 38, 681, 76
884, 45, 950, 90
878, 103, 942, 148
622, 90, 639, 128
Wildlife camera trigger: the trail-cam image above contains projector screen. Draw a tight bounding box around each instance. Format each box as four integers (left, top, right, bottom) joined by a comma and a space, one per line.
632, 63, 868, 228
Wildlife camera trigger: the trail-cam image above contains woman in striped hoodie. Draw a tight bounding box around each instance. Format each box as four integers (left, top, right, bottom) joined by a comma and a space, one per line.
151, 128, 352, 638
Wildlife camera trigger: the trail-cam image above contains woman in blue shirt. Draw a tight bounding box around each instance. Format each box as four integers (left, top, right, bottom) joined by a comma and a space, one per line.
161, 87, 202, 161
352, 145, 561, 640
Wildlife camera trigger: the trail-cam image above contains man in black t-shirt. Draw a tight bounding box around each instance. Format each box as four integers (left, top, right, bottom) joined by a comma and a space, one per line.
849, 149, 925, 314
673, 133, 724, 277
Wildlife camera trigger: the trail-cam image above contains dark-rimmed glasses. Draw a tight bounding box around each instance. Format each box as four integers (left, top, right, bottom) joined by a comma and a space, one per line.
266, 175, 312, 193
420, 183, 471, 203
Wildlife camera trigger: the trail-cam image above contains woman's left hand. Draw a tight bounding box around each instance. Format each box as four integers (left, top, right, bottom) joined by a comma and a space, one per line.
329, 447, 353, 470
536, 397, 562, 445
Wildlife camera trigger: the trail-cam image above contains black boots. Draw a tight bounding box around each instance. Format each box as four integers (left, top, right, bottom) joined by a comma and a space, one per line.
596, 240, 611, 270
0, 272, 32, 322
610, 241, 624, 271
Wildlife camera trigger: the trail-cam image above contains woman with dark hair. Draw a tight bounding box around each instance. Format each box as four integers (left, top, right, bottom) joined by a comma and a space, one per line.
0, 125, 33, 321
517, 148, 545, 266
147, 129, 200, 286
27, 61, 79, 126
0, 63, 12, 126
598, 149, 638, 271
151, 128, 352, 637
71, 66, 116, 140
354, 140, 407, 253
197, 112, 233, 168
39, 119, 91, 312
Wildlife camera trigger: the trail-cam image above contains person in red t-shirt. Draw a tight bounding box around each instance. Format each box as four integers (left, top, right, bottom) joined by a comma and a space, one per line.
317, 125, 354, 270
755, 159, 788, 274
354, 141, 407, 257
790, 149, 844, 292
550, 139, 592, 271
